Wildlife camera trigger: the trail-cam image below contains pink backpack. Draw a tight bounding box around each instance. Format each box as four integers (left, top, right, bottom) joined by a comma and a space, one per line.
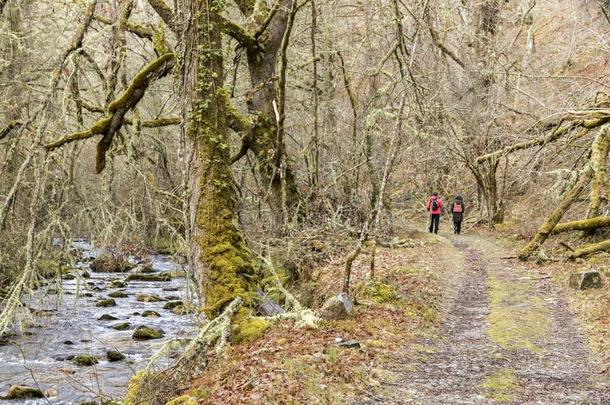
453, 203, 463, 213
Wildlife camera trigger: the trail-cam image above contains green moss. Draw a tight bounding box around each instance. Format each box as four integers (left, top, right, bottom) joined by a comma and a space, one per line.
363, 280, 399, 304
124, 370, 151, 405
233, 317, 272, 343
133, 325, 164, 340
164, 395, 198, 405
6, 385, 44, 399
480, 369, 520, 402
486, 274, 550, 352
74, 355, 98, 366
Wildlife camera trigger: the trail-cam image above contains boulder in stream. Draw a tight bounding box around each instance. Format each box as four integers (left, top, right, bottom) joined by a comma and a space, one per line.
96, 299, 117, 307
163, 301, 183, 310
141, 310, 161, 318
110, 279, 127, 288
133, 325, 164, 340
99, 313, 118, 321
73, 355, 98, 366
108, 290, 129, 298
106, 350, 126, 362
136, 294, 162, 302
4, 385, 45, 400
111, 322, 131, 331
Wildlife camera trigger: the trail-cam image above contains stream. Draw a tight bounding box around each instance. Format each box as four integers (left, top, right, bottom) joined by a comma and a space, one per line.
0, 240, 197, 404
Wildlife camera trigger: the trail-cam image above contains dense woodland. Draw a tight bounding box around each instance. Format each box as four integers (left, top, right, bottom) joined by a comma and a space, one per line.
0, 0, 609, 403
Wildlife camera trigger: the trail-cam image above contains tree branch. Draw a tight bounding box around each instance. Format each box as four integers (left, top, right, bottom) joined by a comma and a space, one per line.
45, 53, 176, 173
219, 15, 262, 50
146, 0, 177, 33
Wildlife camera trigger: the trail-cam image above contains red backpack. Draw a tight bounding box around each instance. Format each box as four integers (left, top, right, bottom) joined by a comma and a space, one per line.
453, 202, 463, 213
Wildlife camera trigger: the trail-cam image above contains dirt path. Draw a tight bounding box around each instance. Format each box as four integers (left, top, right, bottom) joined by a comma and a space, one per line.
357, 234, 610, 404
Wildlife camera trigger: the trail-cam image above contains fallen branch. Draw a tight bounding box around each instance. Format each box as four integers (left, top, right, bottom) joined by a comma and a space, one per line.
552, 216, 610, 234
568, 239, 610, 259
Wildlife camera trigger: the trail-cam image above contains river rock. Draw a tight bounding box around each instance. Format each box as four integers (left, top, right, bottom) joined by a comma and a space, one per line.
96, 299, 116, 307
320, 292, 353, 320
63, 340, 74, 345
99, 313, 118, 321
108, 290, 128, 298
136, 294, 162, 302
141, 310, 161, 318
73, 355, 98, 366
106, 350, 125, 362
4, 385, 45, 399
133, 325, 164, 340
163, 301, 183, 310
172, 305, 187, 315
43, 388, 58, 398
569, 270, 603, 290
52, 354, 75, 361
127, 273, 172, 282
111, 322, 130, 331
58, 367, 75, 375
62, 273, 76, 280
110, 279, 127, 288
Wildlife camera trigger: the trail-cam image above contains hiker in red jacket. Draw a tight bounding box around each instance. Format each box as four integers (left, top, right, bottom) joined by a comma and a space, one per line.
426, 192, 443, 234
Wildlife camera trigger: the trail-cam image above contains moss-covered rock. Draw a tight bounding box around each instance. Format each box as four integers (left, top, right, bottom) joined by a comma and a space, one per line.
127, 273, 172, 282
106, 350, 125, 362
136, 294, 162, 302
98, 313, 118, 321
141, 310, 161, 318
172, 305, 187, 315
124, 370, 150, 405
73, 355, 98, 366
132, 325, 164, 340
110, 279, 127, 288
163, 300, 183, 310
108, 290, 129, 298
5, 385, 44, 399
233, 317, 272, 343
111, 322, 131, 331
96, 299, 117, 307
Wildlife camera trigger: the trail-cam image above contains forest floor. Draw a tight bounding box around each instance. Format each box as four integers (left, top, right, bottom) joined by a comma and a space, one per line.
355, 233, 610, 404
177, 228, 609, 404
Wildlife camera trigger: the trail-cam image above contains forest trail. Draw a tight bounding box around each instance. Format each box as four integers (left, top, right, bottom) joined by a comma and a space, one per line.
357, 233, 610, 404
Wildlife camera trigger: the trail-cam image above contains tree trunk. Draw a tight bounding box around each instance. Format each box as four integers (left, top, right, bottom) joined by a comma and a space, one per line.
184, 0, 258, 318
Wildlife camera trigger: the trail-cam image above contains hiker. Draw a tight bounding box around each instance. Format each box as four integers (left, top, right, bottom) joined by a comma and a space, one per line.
451, 194, 465, 235
426, 192, 443, 234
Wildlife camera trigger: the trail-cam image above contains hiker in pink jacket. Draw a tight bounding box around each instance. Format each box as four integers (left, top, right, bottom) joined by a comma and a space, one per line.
426, 192, 443, 234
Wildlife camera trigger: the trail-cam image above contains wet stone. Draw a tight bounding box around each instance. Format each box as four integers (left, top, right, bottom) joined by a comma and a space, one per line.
110, 279, 127, 288
133, 325, 164, 340
106, 350, 125, 362
63, 340, 74, 345
4, 385, 45, 400
141, 310, 161, 318
52, 354, 75, 362
111, 322, 131, 331
127, 273, 172, 282
108, 290, 128, 298
163, 301, 183, 310
96, 299, 116, 307
73, 355, 98, 366
99, 313, 118, 321
136, 294, 162, 302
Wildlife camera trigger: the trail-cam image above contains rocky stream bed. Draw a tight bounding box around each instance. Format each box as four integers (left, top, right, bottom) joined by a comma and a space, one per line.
0, 241, 197, 404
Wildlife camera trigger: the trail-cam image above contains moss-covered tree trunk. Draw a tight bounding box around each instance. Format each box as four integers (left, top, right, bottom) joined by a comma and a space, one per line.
185, 0, 258, 318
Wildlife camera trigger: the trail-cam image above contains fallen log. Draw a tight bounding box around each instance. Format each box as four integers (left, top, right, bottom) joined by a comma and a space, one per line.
552, 216, 610, 233
568, 239, 610, 259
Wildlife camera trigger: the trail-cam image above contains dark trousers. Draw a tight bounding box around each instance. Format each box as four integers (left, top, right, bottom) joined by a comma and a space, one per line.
429, 214, 440, 234
453, 220, 462, 235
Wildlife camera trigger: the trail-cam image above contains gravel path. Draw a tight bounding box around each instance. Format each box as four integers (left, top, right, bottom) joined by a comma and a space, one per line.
357, 234, 610, 404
